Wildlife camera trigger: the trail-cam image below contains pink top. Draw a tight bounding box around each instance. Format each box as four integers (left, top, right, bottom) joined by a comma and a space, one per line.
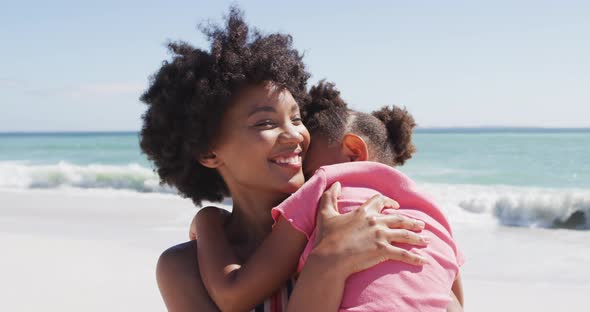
271, 162, 464, 312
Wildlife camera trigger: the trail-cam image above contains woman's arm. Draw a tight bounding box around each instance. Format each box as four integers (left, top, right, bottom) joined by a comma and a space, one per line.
196, 207, 308, 312
286, 182, 429, 312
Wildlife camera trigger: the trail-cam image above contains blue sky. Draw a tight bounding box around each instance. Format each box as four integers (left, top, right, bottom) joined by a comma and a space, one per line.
1, 0, 589, 131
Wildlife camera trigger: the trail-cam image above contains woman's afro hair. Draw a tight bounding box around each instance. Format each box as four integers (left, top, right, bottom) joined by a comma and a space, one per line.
304, 80, 417, 166
139, 7, 310, 205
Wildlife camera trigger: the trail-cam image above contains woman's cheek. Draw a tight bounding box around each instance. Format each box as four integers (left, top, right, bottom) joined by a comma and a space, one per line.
257, 130, 280, 145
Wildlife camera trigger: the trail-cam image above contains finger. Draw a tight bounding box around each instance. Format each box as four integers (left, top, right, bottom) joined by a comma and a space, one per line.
382, 214, 425, 231
386, 229, 429, 247
382, 197, 400, 210
361, 195, 400, 214
319, 181, 342, 218
384, 245, 429, 266
331, 181, 341, 204
361, 194, 388, 214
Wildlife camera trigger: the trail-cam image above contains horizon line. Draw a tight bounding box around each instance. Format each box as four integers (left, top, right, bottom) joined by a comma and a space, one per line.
1, 126, 590, 134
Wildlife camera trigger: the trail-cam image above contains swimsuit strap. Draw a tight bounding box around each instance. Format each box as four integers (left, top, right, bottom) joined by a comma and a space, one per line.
251, 278, 294, 312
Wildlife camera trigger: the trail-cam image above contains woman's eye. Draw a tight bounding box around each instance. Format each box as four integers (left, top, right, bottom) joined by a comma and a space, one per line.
255, 120, 276, 128
292, 117, 303, 125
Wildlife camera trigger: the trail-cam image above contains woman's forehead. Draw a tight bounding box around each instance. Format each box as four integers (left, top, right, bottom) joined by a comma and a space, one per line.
231, 84, 298, 114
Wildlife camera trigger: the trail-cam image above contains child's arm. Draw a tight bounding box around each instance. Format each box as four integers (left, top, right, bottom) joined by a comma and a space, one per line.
445, 272, 464, 311
451, 272, 464, 307
284, 249, 348, 312
196, 207, 307, 312
189, 208, 228, 240
446, 291, 463, 312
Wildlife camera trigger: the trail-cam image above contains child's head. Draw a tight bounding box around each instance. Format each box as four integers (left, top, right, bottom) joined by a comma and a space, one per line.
302, 80, 416, 178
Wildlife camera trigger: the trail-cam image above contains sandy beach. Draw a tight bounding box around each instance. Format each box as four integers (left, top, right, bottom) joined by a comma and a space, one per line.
1, 188, 588, 311
1, 188, 197, 312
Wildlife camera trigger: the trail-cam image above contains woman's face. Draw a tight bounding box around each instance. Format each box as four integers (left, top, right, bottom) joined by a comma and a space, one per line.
212, 83, 310, 196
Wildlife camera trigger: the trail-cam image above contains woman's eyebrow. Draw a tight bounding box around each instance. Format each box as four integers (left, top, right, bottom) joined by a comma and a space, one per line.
248, 106, 275, 117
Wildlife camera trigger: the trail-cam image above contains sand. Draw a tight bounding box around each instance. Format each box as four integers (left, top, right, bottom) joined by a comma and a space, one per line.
1, 188, 588, 311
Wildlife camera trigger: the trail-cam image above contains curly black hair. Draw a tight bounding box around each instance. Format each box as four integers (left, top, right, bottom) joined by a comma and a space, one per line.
304, 80, 417, 166
139, 7, 310, 205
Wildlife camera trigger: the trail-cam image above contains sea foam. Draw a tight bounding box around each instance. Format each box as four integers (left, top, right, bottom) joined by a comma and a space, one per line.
0, 161, 175, 194
419, 183, 590, 230
1, 161, 588, 230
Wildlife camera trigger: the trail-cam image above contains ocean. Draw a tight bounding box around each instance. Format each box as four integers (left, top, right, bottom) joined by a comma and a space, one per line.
1, 129, 589, 230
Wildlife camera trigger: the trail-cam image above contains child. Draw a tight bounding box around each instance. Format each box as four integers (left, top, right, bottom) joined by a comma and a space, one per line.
195, 81, 464, 311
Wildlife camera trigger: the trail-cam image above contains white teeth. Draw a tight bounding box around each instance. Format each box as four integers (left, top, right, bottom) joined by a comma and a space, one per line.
273, 156, 300, 165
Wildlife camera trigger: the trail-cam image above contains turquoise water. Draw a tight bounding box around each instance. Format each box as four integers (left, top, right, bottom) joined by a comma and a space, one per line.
1, 130, 589, 229
1, 130, 588, 188
402, 130, 590, 189
0, 132, 150, 167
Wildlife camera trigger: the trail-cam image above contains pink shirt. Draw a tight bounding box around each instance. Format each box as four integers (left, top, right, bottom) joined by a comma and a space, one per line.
271, 162, 464, 312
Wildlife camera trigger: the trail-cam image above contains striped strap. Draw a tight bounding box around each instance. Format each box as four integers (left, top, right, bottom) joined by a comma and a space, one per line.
251, 278, 294, 312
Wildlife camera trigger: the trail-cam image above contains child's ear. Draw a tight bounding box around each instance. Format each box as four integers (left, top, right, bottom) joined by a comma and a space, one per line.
198, 151, 223, 168
341, 133, 369, 162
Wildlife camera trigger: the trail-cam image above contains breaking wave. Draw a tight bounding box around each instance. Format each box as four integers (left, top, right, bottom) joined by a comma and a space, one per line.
419, 183, 590, 230
0, 161, 175, 194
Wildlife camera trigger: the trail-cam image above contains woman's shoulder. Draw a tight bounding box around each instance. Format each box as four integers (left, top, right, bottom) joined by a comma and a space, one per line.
157, 240, 219, 311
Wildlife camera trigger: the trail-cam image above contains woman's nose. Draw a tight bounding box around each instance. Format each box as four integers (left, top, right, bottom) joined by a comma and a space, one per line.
278, 124, 304, 144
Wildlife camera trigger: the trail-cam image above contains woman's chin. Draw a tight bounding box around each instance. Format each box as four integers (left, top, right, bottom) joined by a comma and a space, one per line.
280, 173, 306, 194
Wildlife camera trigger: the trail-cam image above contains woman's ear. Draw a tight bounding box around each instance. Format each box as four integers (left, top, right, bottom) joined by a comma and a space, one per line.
341, 133, 369, 162
198, 152, 223, 168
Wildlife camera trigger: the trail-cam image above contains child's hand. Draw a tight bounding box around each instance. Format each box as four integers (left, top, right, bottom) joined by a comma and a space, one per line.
189, 206, 229, 240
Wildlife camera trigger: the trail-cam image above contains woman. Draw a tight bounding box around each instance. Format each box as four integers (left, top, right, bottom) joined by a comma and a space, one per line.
140, 8, 429, 311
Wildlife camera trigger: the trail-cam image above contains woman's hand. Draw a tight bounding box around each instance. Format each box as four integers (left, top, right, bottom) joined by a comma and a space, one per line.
311, 182, 429, 275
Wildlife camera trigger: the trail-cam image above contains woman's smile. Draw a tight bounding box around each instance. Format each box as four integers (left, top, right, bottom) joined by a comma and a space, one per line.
269, 149, 304, 170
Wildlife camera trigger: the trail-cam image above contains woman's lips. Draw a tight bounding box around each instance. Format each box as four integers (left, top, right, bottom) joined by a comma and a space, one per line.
270, 152, 303, 170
